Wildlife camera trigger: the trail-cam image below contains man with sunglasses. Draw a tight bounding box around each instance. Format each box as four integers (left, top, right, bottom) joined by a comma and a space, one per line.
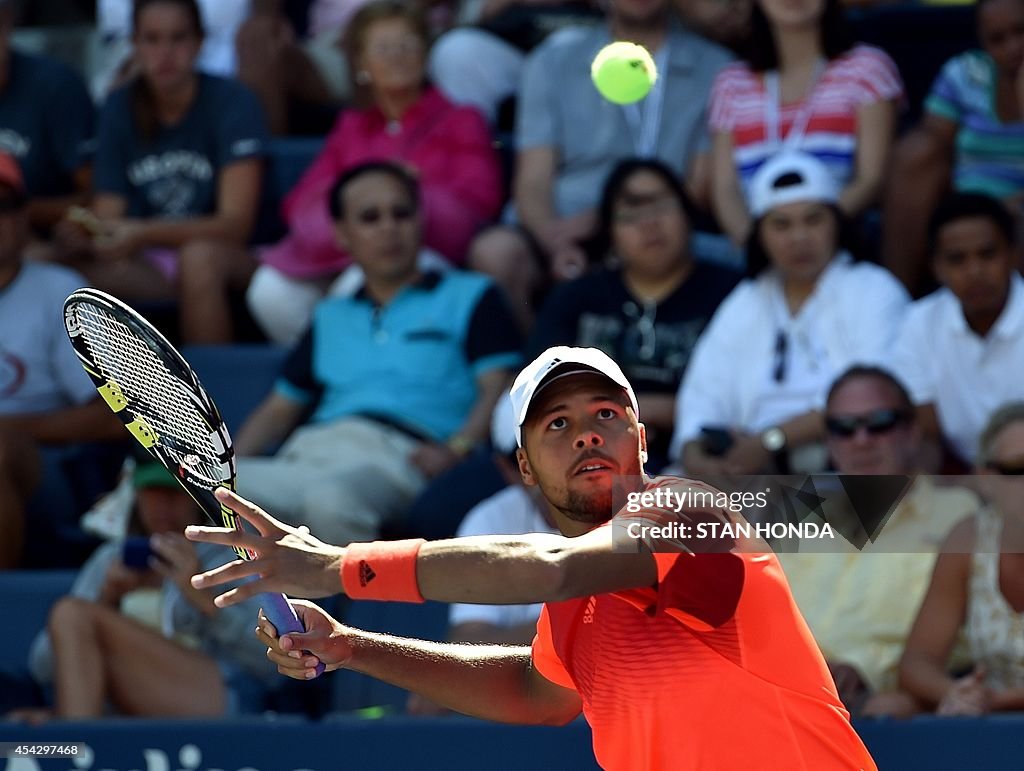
233, 161, 522, 547
776, 365, 978, 717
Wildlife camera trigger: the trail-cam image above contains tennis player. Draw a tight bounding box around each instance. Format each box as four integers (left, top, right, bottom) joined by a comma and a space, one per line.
188, 346, 876, 770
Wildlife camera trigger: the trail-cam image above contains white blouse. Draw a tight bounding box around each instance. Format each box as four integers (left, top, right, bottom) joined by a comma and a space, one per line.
670, 253, 910, 461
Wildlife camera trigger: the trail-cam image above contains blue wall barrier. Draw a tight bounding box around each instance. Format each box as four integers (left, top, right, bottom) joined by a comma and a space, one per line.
0, 717, 597, 771
2, 715, 1024, 771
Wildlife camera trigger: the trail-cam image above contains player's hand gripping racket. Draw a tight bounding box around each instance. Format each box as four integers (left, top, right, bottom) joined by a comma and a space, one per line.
63, 288, 324, 676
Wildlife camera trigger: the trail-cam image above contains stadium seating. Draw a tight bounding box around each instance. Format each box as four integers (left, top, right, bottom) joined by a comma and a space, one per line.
0, 570, 75, 678
179, 344, 290, 432
0, 570, 76, 711
251, 137, 325, 246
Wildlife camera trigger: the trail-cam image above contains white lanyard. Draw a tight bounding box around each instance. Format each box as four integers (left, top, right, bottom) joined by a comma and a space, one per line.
621, 42, 670, 158
763, 59, 826, 149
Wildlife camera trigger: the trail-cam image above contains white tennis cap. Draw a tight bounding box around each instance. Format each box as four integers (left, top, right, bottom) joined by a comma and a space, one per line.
510, 346, 638, 447
748, 150, 840, 218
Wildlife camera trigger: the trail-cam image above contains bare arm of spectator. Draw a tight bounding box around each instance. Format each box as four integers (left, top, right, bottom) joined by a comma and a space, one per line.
514, 146, 561, 253
636, 393, 677, 437
234, 391, 307, 457
838, 99, 897, 217
898, 517, 972, 710
96, 159, 263, 260
454, 368, 512, 448
514, 146, 594, 258
410, 368, 513, 479
719, 409, 824, 475
27, 166, 93, 231
709, 130, 750, 245
685, 151, 712, 215
881, 115, 956, 291
0, 398, 125, 444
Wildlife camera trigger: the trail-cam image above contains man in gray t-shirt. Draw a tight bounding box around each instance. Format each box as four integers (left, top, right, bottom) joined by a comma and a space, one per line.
0, 153, 121, 568
513, 0, 731, 276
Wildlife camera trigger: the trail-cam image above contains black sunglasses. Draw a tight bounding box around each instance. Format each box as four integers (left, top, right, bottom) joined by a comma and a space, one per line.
825, 409, 909, 438
987, 461, 1024, 476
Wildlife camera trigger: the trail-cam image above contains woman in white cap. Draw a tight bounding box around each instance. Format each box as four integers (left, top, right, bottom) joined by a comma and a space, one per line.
671, 150, 909, 476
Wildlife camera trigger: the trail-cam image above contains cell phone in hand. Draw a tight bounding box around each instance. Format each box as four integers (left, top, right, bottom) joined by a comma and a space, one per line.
67, 206, 105, 238
122, 536, 156, 571
700, 426, 735, 457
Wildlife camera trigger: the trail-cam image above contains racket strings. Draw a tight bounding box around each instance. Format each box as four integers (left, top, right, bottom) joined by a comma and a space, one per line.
73, 303, 225, 486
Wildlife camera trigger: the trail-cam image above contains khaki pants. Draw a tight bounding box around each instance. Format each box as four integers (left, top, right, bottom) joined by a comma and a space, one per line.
237, 417, 427, 546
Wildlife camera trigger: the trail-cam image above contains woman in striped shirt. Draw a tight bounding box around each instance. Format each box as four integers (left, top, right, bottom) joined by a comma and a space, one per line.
708, 0, 903, 246
883, 0, 1024, 294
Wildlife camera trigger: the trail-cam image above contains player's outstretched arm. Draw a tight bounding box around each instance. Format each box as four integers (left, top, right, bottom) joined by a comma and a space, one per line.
260, 602, 583, 725
188, 489, 659, 607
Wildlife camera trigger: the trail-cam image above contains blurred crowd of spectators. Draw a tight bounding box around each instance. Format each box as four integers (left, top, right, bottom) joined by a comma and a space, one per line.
1, 0, 1023, 728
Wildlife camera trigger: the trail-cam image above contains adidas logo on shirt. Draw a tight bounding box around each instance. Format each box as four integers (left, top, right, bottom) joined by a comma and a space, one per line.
582, 596, 597, 624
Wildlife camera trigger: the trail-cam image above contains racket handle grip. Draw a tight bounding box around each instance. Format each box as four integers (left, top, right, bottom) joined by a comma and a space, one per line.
262, 592, 327, 677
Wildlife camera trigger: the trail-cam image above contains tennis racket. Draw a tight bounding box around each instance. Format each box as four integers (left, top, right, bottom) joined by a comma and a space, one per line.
63, 288, 324, 677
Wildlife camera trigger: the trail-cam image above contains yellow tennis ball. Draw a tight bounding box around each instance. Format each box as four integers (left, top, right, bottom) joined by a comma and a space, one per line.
591, 42, 658, 105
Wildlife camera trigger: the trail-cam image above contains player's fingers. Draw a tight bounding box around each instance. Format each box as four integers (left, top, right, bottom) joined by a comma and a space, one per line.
277, 630, 330, 654
277, 661, 321, 681
255, 624, 285, 651
191, 559, 261, 590
257, 609, 279, 640
257, 631, 313, 670
265, 644, 317, 672
214, 488, 285, 536
184, 524, 265, 551
210, 582, 264, 608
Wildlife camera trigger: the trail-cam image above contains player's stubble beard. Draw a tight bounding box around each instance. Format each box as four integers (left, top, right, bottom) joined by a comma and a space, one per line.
557, 455, 643, 525
561, 487, 616, 525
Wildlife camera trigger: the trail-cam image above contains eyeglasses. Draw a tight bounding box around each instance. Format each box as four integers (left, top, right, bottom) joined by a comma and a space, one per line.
365, 38, 424, 58
354, 205, 416, 224
987, 461, 1024, 476
824, 409, 910, 438
612, 195, 679, 225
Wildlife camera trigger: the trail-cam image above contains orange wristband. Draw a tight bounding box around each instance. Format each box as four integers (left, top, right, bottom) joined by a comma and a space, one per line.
340, 539, 426, 603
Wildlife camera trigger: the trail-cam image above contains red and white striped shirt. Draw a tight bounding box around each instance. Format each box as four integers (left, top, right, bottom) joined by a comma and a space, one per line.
709, 45, 903, 198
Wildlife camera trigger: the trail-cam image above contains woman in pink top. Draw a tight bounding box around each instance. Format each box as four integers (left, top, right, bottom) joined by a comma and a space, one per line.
246, 0, 502, 344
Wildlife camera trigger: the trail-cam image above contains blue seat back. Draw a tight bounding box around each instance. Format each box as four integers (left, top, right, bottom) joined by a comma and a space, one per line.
179, 344, 289, 433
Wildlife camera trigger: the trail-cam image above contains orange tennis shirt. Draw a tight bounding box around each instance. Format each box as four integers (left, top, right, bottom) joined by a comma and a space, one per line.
531, 522, 876, 770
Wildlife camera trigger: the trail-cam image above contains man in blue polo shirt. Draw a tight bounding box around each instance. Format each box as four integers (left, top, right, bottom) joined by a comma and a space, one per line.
234, 161, 522, 545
